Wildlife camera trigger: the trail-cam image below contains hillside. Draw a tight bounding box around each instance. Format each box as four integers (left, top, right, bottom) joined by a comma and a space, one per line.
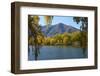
41, 23, 80, 36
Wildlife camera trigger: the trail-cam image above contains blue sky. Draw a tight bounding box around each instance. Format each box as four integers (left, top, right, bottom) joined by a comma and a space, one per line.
38, 16, 81, 29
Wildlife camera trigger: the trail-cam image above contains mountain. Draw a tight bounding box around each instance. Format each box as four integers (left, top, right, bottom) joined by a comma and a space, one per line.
41, 23, 80, 37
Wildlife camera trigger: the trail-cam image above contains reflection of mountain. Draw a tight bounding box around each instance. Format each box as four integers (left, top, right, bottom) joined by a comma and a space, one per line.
41, 23, 80, 36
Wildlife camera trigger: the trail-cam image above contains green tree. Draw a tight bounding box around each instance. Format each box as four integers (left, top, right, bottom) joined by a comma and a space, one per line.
73, 17, 88, 48
73, 17, 88, 30
71, 31, 81, 42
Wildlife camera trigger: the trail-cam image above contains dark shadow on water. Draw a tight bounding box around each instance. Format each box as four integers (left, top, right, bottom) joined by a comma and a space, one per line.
28, 45, 41, 60
34, 46, 40, 60
82, 48, 88, 58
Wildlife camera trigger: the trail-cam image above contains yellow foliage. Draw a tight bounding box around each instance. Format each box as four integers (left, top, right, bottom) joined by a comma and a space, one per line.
33, 16, 40, 25
63, 37, 68, 45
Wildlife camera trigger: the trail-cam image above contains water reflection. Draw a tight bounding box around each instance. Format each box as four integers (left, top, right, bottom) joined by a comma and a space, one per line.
28, 45, 41, 60
28, 46, 88, 61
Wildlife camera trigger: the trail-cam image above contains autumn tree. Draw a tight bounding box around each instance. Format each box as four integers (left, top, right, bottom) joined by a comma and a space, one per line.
28, 15, 54, 60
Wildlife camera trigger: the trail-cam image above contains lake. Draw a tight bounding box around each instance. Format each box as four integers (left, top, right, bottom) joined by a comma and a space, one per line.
28, 46, 88, 61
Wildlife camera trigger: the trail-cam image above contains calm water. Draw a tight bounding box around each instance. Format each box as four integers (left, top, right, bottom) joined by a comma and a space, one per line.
28, 46, 88, 61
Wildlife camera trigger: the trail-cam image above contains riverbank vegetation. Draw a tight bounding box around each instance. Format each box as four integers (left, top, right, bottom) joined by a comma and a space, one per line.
29, 31, 87, 48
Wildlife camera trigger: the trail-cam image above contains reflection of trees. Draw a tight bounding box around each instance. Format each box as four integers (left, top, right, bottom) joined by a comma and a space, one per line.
73, 17, 88, 52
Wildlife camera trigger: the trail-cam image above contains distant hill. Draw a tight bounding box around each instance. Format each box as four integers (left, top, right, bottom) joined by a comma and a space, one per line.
41, 23, 80, 37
